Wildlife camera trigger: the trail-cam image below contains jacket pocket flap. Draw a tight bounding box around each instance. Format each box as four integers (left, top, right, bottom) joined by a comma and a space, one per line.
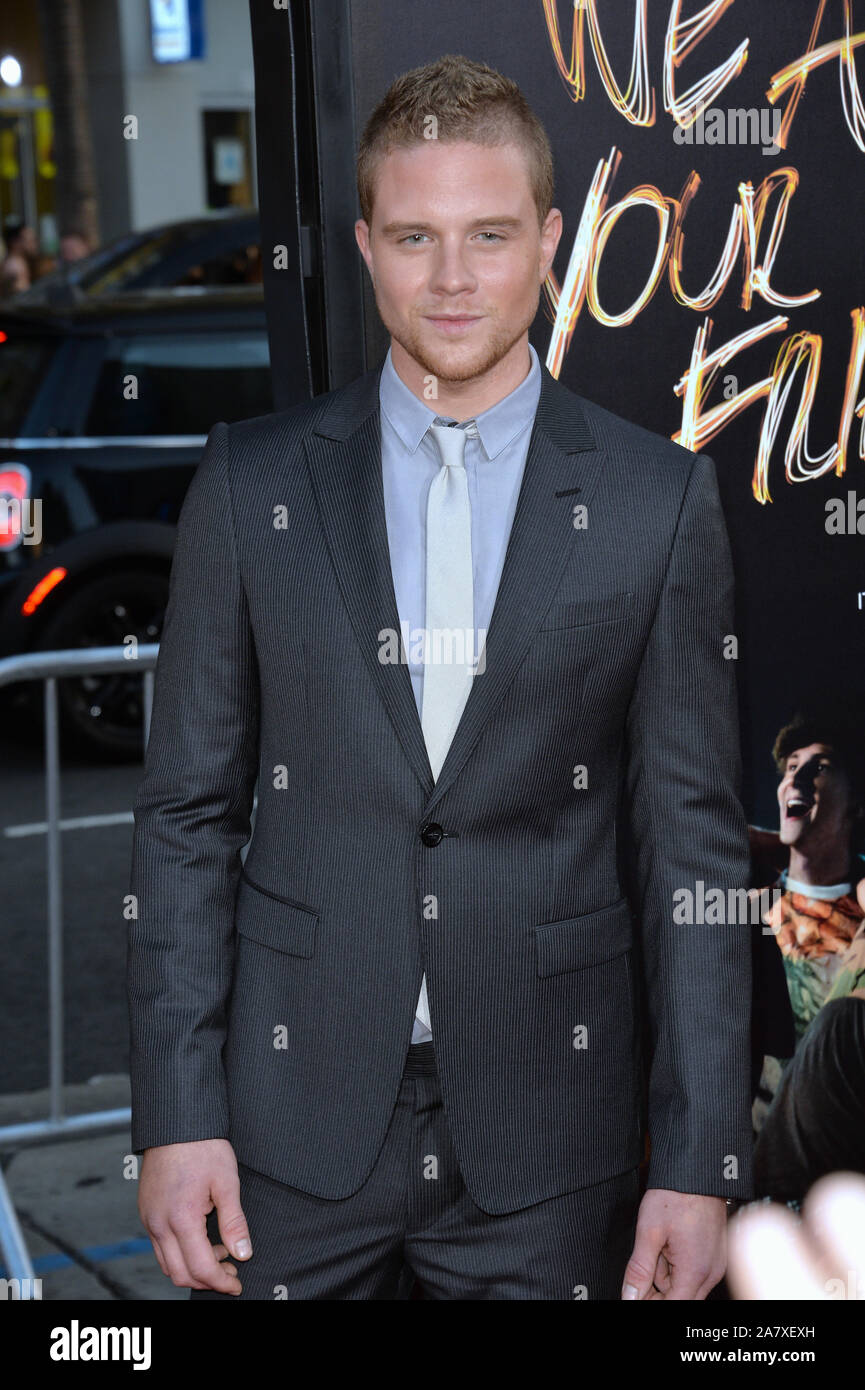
540, 590, 634, 630
534, 897, 633, 976
235, 868, 318, 957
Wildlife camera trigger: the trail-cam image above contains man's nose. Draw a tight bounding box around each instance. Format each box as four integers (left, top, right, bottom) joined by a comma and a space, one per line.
428, 249, 475, 293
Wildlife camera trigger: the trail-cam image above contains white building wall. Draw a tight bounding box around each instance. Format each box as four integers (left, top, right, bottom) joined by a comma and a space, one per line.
114, 0, 255, 230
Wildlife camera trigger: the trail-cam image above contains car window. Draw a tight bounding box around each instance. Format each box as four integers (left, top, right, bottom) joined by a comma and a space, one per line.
83, 331, 272, 435
86, 230, 180, 295
172, 242, 261, 288
0, 334, 55, 435
13, 232, 158, 304
85, 230, 261, 292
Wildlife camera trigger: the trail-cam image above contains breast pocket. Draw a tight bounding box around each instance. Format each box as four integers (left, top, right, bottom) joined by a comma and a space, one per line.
235, 867, 318, 957
539, 590, 634, 632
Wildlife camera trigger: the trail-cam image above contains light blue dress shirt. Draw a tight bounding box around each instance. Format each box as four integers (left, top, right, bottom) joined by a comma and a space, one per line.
379, 341, 543, 1042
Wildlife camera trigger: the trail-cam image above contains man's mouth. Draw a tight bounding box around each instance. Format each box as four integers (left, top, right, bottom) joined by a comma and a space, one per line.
424, 315, 482, 334
785, 796, 813, 820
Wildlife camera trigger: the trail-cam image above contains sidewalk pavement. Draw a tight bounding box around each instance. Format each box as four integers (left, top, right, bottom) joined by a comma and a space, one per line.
0, 1075, 182, 1300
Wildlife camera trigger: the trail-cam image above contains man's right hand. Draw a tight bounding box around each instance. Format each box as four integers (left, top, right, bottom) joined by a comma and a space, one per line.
138, 1139, 252, 1294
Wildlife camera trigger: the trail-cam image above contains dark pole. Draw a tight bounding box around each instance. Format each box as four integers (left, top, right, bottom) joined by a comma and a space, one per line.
248, 0, 315, 409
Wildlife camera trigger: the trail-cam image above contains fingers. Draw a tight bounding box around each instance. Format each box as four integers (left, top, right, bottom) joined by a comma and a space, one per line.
804, 1172, 865, 1298
149, 1234, 170, 1281
210, 1242, 238, 1277
211, 1172, 253, 1263
144, 1209, 242, 1293
622, 1224, 665, 1298
665, 1243, 726, 1301
652, 1252, 673, 1295
169, 1216, 243, 1294
145, 1223, 239, 1292
727, 1176, 865, 1301
632, 1241, 723, 1301
157, 1229, 222, 1292
727, 1203, 825, 1299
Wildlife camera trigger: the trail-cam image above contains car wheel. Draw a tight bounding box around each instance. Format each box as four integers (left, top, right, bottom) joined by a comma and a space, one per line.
33, 569, 168, 761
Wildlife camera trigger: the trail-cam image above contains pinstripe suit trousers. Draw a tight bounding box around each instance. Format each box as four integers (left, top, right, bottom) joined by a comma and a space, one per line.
190, 1041, 641, 1301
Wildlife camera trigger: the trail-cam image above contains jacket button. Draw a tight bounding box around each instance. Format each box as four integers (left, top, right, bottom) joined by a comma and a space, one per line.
420, 822, 444, 846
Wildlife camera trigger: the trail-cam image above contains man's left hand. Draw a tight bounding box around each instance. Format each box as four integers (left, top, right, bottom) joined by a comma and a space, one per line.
621, 1188, 727, 1299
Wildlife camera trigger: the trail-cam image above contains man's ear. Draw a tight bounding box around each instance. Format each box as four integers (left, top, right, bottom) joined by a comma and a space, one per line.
539, 206, 563, 280
354, 218, 373, 279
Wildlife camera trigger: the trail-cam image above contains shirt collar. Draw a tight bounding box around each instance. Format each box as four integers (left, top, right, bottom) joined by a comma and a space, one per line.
779, 867, 854, 900
379, 340, 542, 461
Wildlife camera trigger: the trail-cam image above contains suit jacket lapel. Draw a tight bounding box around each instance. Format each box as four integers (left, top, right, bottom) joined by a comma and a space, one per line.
302, 355, 603, 807
302, 361, 434, 793
425, 369, 603, 811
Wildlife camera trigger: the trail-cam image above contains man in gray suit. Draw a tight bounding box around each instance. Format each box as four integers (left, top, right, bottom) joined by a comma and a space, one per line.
128, 54, 754, 1300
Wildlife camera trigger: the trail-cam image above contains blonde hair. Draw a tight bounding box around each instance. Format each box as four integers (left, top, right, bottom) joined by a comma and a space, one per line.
357, 53, 554, 228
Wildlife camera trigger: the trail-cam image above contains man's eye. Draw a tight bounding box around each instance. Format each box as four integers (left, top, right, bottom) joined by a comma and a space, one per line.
399, 232, 503, 244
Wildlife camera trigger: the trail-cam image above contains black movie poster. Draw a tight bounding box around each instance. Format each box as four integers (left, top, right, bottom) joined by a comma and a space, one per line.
339, 0, 865, 1225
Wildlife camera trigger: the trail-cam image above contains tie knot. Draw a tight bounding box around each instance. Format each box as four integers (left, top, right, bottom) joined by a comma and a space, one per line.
428, 420, 472, 468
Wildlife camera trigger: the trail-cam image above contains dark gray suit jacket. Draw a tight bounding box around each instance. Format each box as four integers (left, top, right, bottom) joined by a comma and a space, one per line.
127, 355, 754, 1215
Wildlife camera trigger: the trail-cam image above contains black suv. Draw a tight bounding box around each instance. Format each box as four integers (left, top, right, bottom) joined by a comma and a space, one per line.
14, 209, 262, 306
0, 284, 277, 758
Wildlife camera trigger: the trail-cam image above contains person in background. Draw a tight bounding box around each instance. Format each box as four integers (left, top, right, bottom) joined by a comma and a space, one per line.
58, 228, 92, 264
0, 216, 39, 298
748, 711, 865, 1205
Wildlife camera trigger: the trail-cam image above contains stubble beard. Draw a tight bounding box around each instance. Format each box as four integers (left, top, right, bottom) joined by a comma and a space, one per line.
384, 302, 537, 385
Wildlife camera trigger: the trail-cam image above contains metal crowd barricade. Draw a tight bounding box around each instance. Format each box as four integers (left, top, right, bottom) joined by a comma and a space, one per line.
0, 643, 159, 1286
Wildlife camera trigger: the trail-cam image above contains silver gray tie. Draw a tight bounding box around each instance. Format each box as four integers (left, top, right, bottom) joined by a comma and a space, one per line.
413, 418, 476, 1043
